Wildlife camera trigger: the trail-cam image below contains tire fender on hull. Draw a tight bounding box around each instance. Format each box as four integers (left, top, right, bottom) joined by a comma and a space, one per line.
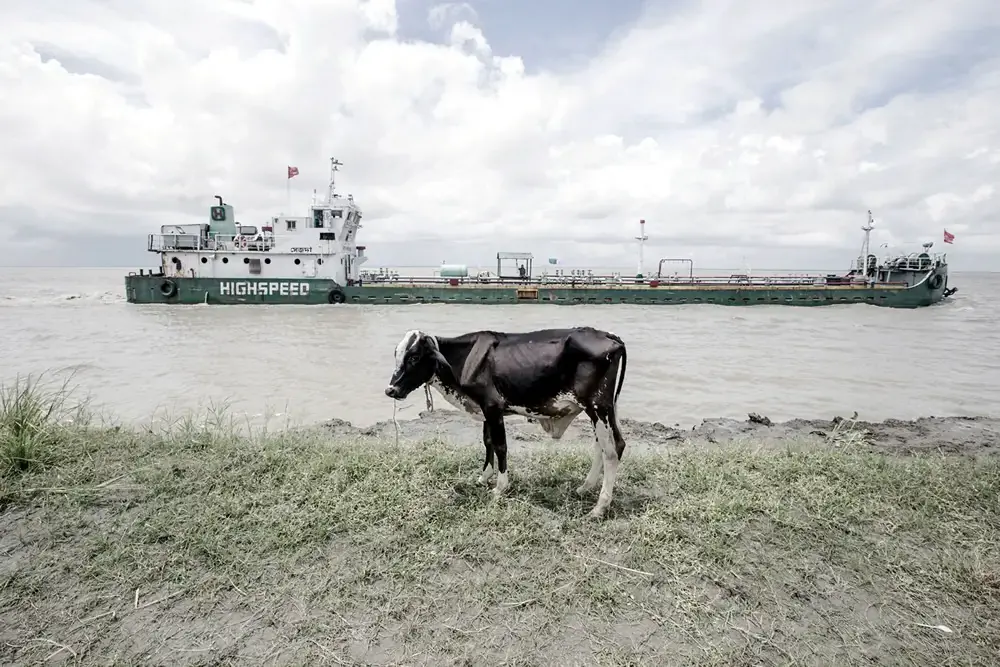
328, 287, 346, 304
159, 279, 178, 298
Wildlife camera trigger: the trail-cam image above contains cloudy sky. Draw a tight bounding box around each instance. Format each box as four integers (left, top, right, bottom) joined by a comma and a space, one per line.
2, 0, 998, 271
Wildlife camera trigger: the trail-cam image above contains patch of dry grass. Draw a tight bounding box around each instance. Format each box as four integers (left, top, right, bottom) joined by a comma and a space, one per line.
0, 384, 998, 665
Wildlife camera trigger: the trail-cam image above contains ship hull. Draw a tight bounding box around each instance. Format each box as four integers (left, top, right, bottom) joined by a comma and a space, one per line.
125, 268, 952, 308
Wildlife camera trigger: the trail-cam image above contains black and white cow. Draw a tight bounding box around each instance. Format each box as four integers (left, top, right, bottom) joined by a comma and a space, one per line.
384, 327, 628, 519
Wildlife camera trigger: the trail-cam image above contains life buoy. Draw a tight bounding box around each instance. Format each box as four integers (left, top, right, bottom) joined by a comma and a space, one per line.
159, 279, 178, 298
928, 274, 944, 290
328, 288, 346, 304
237, 235, 248, 249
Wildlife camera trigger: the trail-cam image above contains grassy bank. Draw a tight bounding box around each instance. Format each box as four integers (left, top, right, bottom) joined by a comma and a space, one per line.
1, 378, 999, 666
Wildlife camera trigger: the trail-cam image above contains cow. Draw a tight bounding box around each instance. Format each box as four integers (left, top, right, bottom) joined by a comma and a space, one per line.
384, 327, 628, 519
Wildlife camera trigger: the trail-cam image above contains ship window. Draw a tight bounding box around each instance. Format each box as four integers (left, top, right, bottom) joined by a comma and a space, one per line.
318, 258, 324, 265
243, 257, 250, 264
222, 257, 229, 264
201, 257, 207, 264
285, 219, 297, 231
294, 258, 301, 265
264, 258, 271, 264
331, 210, 343, 218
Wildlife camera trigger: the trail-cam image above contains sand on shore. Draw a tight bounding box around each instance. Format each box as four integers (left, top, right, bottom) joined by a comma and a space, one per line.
320, 406, 1000, 457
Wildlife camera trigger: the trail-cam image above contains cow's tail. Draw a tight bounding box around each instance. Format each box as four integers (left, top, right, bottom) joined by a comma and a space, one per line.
606, 332, 627, 405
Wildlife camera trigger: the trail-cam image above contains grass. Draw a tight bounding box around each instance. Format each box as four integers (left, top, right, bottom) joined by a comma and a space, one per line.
0, 372, 88, 479
0, 381, 999, 665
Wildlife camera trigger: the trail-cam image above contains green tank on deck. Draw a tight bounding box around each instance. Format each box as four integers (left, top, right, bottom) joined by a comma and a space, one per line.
438, 264, 469, 278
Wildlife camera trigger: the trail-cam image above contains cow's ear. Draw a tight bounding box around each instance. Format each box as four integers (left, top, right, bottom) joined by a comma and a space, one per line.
431, 348, 457, 383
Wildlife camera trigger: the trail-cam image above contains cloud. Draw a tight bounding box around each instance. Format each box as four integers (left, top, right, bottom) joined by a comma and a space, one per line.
427, 2, 478, 32
1, 0, 999, 270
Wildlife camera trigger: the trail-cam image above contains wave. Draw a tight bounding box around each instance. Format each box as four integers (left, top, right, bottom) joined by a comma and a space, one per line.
0, 291, 125, 305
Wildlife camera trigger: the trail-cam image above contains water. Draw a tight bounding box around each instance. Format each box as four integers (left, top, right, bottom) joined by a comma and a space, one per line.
1, 267, 997, 429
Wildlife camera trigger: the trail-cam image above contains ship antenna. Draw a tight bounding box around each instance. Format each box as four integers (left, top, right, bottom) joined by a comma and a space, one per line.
328, 157, 342, 204
634, 219, 648, 277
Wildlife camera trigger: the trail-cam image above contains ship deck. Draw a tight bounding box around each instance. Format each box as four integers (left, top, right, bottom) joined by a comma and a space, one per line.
357, 279, 910, 292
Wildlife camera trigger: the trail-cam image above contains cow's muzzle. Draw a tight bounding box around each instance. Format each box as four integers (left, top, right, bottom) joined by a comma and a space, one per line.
385, 385, 404, 400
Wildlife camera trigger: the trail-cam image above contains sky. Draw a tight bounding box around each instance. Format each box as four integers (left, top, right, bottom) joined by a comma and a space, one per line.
1, 0, 999, 271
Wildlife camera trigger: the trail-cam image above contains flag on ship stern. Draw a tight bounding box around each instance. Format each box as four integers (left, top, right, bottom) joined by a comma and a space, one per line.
288, 166, 299, 179
943, 229, 955, 244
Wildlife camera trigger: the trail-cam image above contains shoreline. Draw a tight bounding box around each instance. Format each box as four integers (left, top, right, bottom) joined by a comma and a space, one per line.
318, 407, 1000, 456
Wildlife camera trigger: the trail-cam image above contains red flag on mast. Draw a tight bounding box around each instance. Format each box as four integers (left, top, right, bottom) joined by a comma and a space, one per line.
287, 166, 299, 179
943, 229, 954, 244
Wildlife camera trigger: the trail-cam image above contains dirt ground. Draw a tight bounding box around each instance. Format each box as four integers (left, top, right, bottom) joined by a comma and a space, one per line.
321, 406, 1000, 457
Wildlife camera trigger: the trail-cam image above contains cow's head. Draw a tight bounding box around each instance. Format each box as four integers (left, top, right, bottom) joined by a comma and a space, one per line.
385, 330, 442, 400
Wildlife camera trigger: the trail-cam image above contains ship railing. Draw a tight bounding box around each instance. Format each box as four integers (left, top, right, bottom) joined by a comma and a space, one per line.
358, 273, 915, 288
147, 232, 277, 253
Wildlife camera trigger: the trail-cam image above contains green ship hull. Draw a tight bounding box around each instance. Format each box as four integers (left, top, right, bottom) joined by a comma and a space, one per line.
125, 269, 952, 308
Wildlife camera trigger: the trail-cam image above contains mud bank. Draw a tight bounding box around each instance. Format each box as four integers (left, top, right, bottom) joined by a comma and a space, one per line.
320, 408, 1000, 456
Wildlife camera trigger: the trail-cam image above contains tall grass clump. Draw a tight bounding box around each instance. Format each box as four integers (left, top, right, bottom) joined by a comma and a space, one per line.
0, 372, 87, 478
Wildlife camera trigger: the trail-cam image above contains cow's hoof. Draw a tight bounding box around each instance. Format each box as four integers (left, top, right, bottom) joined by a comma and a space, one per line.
492, 473, 509, 497
587, 508, 607, 520
575, 484, 594, 497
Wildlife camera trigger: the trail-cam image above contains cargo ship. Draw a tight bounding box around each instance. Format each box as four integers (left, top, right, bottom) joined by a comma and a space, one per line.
124, 158, 957, 308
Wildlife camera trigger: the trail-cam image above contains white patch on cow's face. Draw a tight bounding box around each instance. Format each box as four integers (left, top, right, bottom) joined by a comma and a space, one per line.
394, 329, 420, 372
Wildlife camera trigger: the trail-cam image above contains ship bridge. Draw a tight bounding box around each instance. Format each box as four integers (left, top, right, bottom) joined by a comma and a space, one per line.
145, 157, 367, 284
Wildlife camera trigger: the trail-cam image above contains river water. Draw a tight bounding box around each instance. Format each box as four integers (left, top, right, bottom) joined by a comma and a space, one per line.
0, 267, 996, 429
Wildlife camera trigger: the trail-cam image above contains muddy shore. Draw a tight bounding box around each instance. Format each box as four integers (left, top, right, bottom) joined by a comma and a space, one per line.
319, 407, 1000, 456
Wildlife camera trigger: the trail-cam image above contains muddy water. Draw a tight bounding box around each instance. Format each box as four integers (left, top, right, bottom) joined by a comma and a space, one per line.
1, 267, 998, 430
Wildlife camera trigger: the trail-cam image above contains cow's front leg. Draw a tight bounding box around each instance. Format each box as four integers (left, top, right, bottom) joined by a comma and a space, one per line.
477, 419, 496, 485
486, 414, 509, 498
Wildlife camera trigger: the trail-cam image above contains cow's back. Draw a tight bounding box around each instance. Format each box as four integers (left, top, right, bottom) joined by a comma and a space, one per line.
481, 332, 573, 403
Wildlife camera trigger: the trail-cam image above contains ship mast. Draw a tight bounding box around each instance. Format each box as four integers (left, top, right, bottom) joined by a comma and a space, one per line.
327, 157, 342, 205
635, 218, 648, 276
860, 210, 875, 277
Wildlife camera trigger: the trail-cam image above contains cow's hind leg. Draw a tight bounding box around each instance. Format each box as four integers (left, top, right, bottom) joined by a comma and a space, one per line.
477, 419, 496, 486
576, 408, 604, 497
589, 404, 625, 519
